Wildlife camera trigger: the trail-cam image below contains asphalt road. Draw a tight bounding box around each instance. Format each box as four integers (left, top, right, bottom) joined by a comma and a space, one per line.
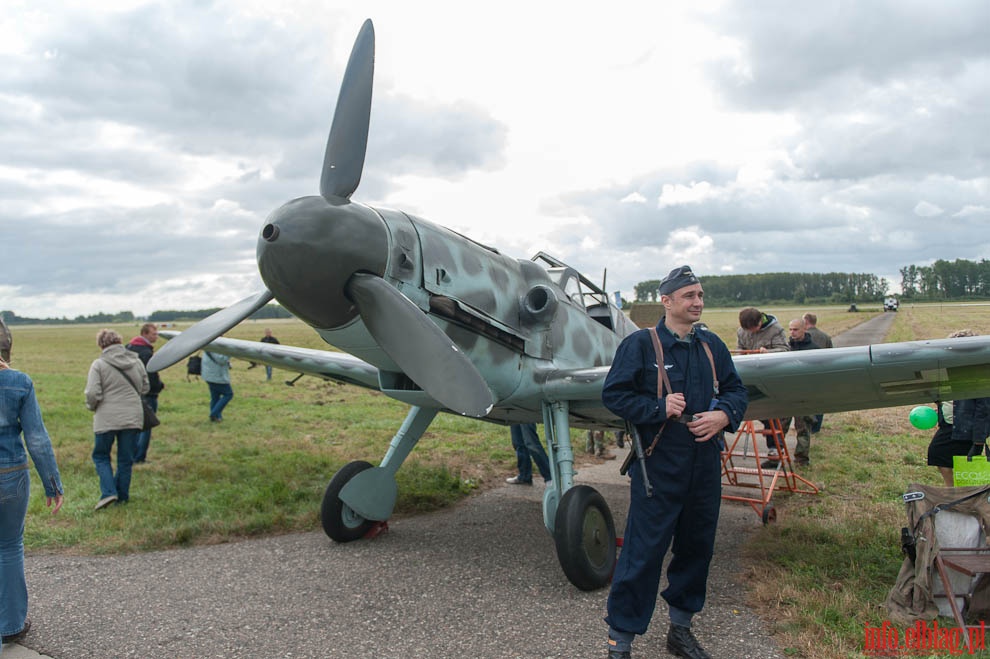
9, 313, 898, 659
15, 458, 784, 659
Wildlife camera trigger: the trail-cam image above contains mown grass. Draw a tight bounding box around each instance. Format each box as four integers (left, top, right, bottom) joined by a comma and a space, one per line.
14, 320, 520, 554
11, 303, 990, 657
741, 303, 990, 658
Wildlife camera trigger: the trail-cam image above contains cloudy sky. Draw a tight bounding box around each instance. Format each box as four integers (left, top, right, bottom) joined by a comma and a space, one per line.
3, 0, 988, 319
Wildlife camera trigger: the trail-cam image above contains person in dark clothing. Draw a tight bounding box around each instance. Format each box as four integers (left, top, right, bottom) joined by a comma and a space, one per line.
505, 423, 552, 485
802, 313, 831, 432
602, 265, 748, 659
259, 328, 280, 381
126, 324, 164, 463
927, 330, 990, 485
802, 313, 832, 349
785, 319, 821, 465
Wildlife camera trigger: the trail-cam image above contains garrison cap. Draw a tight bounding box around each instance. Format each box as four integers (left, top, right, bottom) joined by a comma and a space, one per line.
658, 265, 700, 295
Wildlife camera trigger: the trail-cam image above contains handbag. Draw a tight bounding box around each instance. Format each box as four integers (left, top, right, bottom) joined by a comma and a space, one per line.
105, 361, 160, 431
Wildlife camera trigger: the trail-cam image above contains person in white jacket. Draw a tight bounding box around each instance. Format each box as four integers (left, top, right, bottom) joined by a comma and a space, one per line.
85, 329, 149, 509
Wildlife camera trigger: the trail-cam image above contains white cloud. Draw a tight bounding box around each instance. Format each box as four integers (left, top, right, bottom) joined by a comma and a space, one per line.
913, 200, 945, 217
1, 0, 989, 318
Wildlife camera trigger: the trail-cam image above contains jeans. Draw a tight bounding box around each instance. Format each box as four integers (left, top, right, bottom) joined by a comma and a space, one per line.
93, 429, 138, 501
264, 365, 273, 381
510, 424, 552, 483
134, 396, 157, 462
0, 468, 29, 637
207, 382, 234, 420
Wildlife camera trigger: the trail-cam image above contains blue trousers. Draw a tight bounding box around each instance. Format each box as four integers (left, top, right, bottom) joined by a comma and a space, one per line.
0, 468, 29, 637
510, 423, 552, 482
208, 382, 234, 420
93, 429, 138, 501
606, 431, 722, 635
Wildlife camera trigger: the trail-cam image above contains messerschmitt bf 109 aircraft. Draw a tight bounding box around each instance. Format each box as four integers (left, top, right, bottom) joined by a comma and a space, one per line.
149, 19, 990, 591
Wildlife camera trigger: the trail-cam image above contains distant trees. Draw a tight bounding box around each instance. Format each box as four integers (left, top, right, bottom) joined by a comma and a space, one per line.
900, 259, 990, 299
632, 272, 888, 306
2, 304, 292, 325
1, 310, 136, 325
634, 280, 662, 302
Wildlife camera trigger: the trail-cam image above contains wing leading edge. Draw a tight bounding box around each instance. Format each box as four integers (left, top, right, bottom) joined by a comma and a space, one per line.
160, 332, 380, 390
162, 331, 990, 427
542, 334, 990, 425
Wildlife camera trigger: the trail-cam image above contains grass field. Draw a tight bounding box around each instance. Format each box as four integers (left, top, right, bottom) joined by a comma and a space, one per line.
8, 301, 990, 657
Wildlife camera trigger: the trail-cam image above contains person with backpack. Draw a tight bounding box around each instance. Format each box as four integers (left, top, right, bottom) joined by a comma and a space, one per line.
126, 323, 164, 463
84, 329, 149, 509
201, 351, 233, 422
600, 266, 748, 659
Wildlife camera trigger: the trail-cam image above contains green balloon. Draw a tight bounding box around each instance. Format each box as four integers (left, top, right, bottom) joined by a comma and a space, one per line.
909, 405, 938, 430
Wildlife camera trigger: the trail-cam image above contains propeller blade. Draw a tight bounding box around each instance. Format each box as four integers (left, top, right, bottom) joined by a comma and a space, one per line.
147, 290, 274, 372
320, 19, 375, 200
345, 273, 495, 417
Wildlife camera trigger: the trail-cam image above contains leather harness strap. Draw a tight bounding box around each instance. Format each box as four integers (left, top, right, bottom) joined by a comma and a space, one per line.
644, 326, 718, 456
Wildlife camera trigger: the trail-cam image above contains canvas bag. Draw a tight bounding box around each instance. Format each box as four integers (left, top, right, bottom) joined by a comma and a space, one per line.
954, 455, 990, 487
885, 483, 990, 625
105, 361, 160, 431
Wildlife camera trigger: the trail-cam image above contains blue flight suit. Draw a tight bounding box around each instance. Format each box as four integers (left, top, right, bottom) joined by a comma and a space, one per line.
603, 319, 747, 636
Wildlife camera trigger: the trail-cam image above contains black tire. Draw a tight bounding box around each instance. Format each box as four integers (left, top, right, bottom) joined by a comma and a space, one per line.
321, 460, 374, 542
553, 485, 617, 591
762, 505, 777, 525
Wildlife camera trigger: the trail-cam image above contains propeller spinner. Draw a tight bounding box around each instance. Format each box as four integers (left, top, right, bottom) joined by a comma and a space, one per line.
151, 19, 494, 417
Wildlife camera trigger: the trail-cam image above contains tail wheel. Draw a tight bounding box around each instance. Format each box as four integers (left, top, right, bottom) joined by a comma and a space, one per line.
321, 460, 374, 542
553, 485, 617, 591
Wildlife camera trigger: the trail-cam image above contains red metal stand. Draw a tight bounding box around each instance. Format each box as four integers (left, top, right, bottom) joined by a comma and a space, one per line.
721, 419, 819, 523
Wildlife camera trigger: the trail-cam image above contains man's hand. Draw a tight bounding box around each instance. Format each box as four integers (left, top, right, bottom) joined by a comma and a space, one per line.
665, 393, 686, 418
687, 410, 730, 443
967, 442, 988, 462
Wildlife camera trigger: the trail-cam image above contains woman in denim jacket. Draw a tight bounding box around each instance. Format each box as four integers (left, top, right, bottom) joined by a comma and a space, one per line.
0, 356, 64, 644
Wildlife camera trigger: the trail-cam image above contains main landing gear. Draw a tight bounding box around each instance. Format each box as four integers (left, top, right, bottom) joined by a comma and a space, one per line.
318, 402, 619, 591
553, 485, 617, 591
321, 460, 374, 541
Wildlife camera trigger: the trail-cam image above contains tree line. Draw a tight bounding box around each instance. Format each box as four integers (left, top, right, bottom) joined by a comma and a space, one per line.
0, 304, 292, 326
633, 272, 889, 306
899, 259, 990, 299
632, 259, 990, 305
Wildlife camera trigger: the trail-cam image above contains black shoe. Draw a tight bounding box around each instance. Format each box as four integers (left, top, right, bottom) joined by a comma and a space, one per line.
666, 624, 711, 659
794, 456, 810, 466
2, 618, 31, 643
760, 459, 779, 469
607, 649, 631, 659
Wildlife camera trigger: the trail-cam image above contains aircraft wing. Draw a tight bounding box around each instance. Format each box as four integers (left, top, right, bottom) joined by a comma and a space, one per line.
737, 335, 990, 420
541, 335, 990, 424
159, 331, 380, 390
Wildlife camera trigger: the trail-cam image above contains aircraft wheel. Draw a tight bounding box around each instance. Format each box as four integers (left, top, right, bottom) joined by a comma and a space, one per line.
321, 460, 374, 542
553, 485, 617, 591
762, 505, 777, 525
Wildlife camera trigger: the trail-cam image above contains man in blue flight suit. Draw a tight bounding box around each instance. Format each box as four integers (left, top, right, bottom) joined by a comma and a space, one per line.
602, 265, 748, 659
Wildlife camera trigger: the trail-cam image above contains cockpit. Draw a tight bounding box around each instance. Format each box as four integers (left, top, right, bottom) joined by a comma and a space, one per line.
531, 252, 621, 331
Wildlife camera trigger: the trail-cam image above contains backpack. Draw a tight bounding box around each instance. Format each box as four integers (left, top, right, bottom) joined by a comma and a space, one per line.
186, 355, 202, 377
